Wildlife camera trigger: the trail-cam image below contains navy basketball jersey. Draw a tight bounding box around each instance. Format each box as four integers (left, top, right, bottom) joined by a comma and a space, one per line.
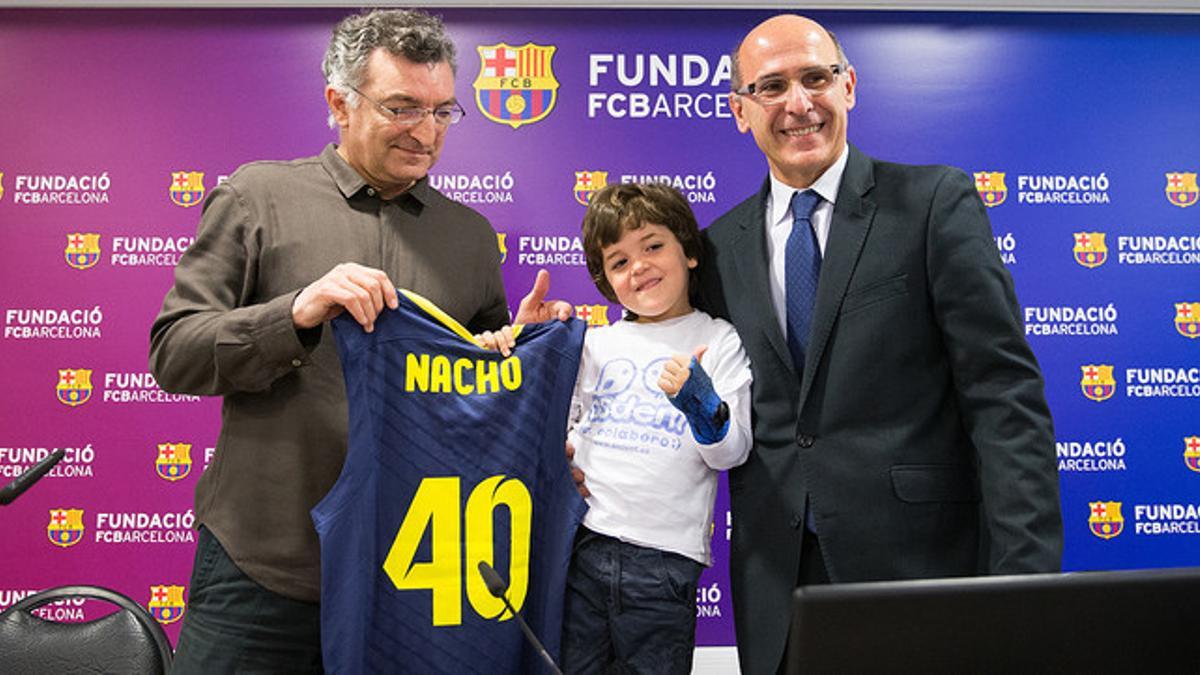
313, 290, 586, 674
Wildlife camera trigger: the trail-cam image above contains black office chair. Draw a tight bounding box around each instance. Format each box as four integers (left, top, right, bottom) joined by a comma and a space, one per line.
0, 585, 173, 674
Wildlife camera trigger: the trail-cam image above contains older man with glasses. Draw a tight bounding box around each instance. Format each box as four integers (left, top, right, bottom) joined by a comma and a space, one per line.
150, 9, 567, 673
699, 14, 1063, 674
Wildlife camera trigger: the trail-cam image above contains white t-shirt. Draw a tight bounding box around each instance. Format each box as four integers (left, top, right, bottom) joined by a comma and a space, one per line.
567, 310, 752, 565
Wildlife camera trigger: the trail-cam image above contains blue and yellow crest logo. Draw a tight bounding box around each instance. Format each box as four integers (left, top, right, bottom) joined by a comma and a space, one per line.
574, 304, 610, 327
497, 233, 508, 264
155, 442, 192, 482
1080, 364, 1116, 402
1088, 501, 1124, 539
56, 369, 93, 407
148, 585, 186, 624
973, 171, 1007, 207
573, 171, 608, 206
473, 43, 559, 129
1165, 172, 1198, 208
65, 233, 101, 271
1184, 437, 1200, 473
1174, 302, 1200, 339
47, 508, 85, 548
1072, 232, 1107, 268
169, 171, 205, 208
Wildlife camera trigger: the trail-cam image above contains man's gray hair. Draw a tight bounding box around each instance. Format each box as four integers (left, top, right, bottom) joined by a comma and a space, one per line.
323, 9, 457, 126
729, 26, 848, 92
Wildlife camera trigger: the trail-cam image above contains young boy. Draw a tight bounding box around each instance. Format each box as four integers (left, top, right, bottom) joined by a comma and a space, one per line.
479, 183, 751, 673
559, 182, 752, 674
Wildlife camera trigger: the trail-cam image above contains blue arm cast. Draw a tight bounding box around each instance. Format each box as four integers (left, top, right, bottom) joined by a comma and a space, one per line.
668, 357, 730, 444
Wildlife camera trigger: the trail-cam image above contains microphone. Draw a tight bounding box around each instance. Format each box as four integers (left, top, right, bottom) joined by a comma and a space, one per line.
0, 448, 66, 506
477, 561, 563, 675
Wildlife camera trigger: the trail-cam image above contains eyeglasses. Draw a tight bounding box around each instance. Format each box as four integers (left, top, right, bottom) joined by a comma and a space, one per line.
349, 85, 466, 126
734, 64, 847, 106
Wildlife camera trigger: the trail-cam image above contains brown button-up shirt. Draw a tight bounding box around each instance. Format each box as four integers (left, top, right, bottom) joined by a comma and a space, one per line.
150, 144, 508, 601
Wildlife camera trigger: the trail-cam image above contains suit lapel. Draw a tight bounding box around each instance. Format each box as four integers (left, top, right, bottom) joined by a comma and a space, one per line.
800, 146, 877, 404
730, 178, 797, 376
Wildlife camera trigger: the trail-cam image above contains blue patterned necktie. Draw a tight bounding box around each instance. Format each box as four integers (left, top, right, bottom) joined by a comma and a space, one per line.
785, 190, 823, 375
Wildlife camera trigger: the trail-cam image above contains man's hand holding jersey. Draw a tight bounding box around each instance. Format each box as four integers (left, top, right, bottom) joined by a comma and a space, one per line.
292, 263, 398, 334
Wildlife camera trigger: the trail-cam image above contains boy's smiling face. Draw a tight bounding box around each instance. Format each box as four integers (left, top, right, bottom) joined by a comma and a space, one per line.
601, 222, 697, 323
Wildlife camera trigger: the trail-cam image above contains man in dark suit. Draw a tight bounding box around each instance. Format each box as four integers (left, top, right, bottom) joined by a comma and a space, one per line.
700, 15, 1062, 674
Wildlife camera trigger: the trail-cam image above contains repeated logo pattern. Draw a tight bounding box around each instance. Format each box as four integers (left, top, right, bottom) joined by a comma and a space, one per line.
1080, 364, 1116, 402
573, 170, 608, 206
169, 171, 205, 207
473, 43, 559, 129
56, 369, 93, 407
65, 233, 101, 270
1089, 501, 1124, 539
47, 508, 85, 547
148, 585, 186, 624
973, 171, 1007, 207
1165, 172, 1198, 208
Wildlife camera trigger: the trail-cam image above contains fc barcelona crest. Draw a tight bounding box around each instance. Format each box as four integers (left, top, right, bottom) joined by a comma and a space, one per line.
474, 43, 559, 129
574, 304, 610, 327
1165, 172, 1199, 208
497, 233, 508, 264
56, 369, 93, 407
973, 171, 1007, 207
148, 585, 186, 624
1080, 364, 1115, 402
1184, 437, 1200, 473
47, 508, 85, 548
155, 443, 193, 482
169, 171, 205, 207
1175, 302, 1200, 339
65, 233, 101, 271
1088, 501, 1124, 539
1072, 232, 1107, 269
573, 171, 608, 206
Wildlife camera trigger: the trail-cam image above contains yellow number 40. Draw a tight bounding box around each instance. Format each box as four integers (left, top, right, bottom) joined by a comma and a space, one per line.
382, 475, 532, 627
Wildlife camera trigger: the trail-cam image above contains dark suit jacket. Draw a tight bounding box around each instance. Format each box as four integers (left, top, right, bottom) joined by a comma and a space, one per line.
700, 145, 1063, 675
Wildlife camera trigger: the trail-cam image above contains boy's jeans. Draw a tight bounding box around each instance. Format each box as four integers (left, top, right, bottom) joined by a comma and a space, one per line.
560, 528, 703, 674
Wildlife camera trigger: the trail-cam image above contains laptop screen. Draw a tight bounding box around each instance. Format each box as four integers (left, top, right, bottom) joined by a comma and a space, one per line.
788, 567, 1200, 674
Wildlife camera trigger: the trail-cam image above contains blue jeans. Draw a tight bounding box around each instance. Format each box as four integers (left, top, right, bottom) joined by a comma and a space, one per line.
171, 527, 323, 674
561, 528, 703, 675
